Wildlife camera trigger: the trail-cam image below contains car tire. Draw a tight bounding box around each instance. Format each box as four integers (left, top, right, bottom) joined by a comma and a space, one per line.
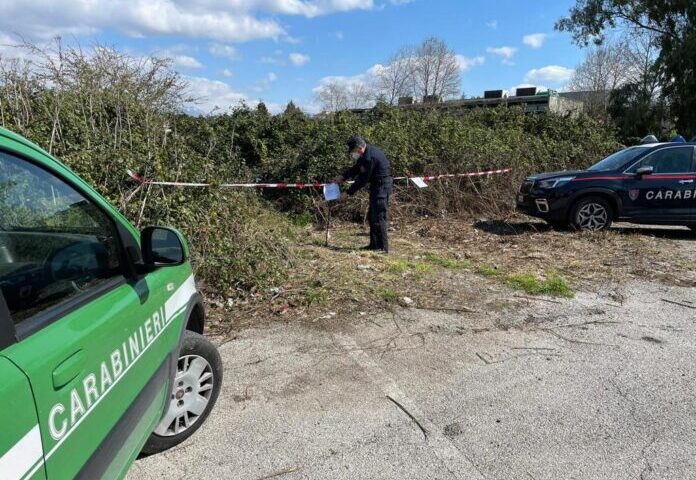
141, 331, 223, 454
570, 196, 613, 231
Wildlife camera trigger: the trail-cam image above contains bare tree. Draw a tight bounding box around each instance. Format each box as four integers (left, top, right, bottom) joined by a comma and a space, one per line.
412, 37, 461, 101
373, 47, 415, 104
623, 28, 662, 99
347, 82, 374, 109
314, 80, 349, 112
315, 79, 374, 112
568, 40, 633, 119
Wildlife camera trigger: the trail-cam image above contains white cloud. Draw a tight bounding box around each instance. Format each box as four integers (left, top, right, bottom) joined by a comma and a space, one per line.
455, 55, 485, 72
251, 0, 374, 17
283, 35, 303, 44
221, 68, 234, 77
0, 34, 38, 62
524, 65, 574, 84
184, 74, 288, 115
209, 43, 240, 60
312, 68, 375, 96
252, 71, 278, 92
485, 20, 498, 30
151, 48, 204, 69
289, 52, 311, 67
260, 56, 286, 65
171, 54, 203, 69
522, 33, 548, 49
486, 46, 517, 65
184, 76, 248, 114
0, 0, 378, 43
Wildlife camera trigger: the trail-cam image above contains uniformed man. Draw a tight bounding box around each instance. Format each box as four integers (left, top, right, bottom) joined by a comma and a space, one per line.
334, 136, 393, 253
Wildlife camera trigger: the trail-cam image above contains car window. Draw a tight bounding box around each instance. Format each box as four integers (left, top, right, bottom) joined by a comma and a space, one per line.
0, 151, 123, 324
626, 147, 695, 174
587, 146, 647, 172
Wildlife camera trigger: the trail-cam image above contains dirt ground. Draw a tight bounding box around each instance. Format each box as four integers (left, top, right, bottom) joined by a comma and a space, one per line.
130, 221, 696, 480
205, 217, 696, 334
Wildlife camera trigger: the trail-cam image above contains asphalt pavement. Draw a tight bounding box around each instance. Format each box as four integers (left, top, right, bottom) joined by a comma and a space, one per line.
128, 271, 696, 480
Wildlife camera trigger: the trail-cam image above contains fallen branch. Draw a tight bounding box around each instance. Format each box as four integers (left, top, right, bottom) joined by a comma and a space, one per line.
555, 320, 621, 329
511, 346, 556, 351
386, 395, 428, 439
255, 467, 300, 480
542, 328, 617, 347
424, 306, 478, 313
661, 298, 696, 309
475, 352, 502, 365
514, 295, 562, 304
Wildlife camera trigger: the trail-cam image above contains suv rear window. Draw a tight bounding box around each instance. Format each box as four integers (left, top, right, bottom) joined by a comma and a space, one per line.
0, 151, 123, 323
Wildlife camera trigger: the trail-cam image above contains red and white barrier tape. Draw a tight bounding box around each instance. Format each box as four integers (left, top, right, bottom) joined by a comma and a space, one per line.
127, 167, 511, 189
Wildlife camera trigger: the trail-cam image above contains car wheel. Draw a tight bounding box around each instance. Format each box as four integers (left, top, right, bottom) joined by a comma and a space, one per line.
570, 196, 613, 231
141, 331, 223, 454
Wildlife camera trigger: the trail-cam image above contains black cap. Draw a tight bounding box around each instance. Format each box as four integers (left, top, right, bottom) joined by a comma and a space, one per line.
346, 135, 366, 152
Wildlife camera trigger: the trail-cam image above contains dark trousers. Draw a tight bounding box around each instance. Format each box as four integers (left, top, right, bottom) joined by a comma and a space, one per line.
368, 178, 391, 252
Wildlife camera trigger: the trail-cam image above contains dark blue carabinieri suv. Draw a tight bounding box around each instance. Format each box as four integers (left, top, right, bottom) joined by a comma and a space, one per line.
517, 138, 696, 231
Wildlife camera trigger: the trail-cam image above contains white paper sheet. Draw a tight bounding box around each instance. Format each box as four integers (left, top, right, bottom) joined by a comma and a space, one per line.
323, 183, 341, 201
410, 177, 428, 188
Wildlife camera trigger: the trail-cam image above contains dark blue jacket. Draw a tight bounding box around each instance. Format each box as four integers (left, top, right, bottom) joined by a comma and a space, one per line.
342, 145, 392, 196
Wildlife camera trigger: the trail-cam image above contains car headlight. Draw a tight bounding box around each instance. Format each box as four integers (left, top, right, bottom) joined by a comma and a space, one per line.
537, 176, 575, 189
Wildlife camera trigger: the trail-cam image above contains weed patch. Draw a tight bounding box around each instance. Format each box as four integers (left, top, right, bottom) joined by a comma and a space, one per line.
380, 289, 400, 302
506, 272, 573, 298
305, 287, 329, 306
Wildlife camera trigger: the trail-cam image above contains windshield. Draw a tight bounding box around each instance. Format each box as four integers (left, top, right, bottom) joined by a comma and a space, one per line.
587, 146, 647, 172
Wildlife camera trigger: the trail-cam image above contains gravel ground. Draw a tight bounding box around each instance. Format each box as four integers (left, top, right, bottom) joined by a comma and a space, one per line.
128, 227, 696, 480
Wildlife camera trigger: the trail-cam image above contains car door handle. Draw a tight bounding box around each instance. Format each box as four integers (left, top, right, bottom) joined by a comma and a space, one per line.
52, 350, 85, 390
678, 179, 694, 184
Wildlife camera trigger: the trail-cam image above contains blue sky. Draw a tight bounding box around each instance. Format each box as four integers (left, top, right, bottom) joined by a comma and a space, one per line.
0, 0, 584, 113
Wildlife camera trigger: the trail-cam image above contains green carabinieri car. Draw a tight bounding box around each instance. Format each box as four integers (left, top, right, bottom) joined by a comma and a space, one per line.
0, 127, 223, 479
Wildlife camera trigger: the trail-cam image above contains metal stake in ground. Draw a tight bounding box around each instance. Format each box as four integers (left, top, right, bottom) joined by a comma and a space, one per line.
325, 202, 332, 247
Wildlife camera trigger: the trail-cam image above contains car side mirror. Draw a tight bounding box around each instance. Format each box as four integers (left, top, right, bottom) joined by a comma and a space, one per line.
140, 226, 186, 268
635, 166, 654, 176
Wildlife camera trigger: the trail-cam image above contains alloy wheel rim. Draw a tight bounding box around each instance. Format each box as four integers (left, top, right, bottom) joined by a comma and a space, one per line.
154, 355, 214, 437
577, 203, 608, 230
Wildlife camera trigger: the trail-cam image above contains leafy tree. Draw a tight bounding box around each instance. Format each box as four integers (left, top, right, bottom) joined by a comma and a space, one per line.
556, 1, 696, 136
608, 82, 665, 143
